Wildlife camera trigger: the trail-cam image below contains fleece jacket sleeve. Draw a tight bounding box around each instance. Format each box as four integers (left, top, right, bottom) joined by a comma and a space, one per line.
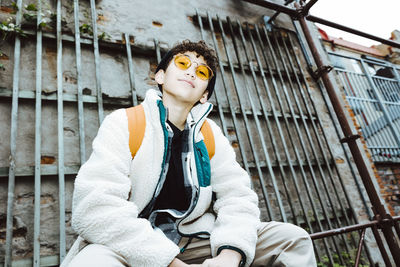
71, 109, 179, 267
207, 119, 261, 267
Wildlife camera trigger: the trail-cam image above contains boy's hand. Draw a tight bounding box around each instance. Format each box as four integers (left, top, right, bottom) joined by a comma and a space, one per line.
199, 249, 242, 267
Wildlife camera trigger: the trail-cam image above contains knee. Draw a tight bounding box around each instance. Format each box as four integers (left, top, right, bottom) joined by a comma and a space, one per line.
283, 223, 311, 241
259, 222, 312, 246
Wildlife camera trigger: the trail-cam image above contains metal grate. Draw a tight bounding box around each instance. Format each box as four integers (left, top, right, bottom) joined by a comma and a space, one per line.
194, 12, 373, 266
331, 52, 400, 163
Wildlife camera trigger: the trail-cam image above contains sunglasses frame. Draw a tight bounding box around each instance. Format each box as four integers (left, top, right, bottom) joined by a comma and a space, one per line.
173, 54, 214, 81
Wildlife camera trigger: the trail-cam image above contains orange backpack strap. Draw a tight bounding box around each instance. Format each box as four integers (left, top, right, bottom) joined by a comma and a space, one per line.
200, 120, 215, 160
126, 104, 146, 159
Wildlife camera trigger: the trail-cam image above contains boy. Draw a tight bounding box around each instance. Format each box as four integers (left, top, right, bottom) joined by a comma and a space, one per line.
61, 40, 316, 267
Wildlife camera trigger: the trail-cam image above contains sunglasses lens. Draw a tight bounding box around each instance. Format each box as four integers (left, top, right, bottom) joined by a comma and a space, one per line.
196, 65, 211, 80
174, 55, 213, 80
174, 55, 191, 70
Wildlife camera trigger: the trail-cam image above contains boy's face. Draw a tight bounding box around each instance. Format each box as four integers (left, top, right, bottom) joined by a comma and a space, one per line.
155, 51, 210, 106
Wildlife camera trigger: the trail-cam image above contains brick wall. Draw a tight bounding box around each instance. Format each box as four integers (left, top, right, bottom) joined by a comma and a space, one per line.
376, 164, 400, 216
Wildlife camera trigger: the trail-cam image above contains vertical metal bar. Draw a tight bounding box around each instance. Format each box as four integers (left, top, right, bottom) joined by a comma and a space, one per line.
124, 33, 138, 106
296, 8, 400, 264
196, 11, 229, 137
359, 59, 400, 148
354, 229, 366, 267
228, 18, 287, 221
216, 15, 274, 220
195, 9, 206, 41
34, 1, 43, 266
73, 0, 86, 164
206, 12, 253, 183
56, 0, 66, 262
154, 38, 161, 64
89, 0, 104, 124
5, 0, 23, 266
254, 24, 334, 264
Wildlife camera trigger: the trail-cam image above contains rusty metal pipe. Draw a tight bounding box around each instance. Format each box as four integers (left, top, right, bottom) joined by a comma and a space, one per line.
243, 0, 400, 49
307, 15, 400, 49
243, 0, 297, 16
302, 0, 319, 15
309, 216, 400, 239
295, 3, 400, 265
310, 219, 379, 240
354, 229, 366, 267
265, 0, 295, 24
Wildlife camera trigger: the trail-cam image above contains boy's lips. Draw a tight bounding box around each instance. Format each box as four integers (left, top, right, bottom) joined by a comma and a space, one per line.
178, 79, 195, 88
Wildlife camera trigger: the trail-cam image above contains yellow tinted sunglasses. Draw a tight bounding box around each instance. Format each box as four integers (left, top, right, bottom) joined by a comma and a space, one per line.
174, 55, 214, 81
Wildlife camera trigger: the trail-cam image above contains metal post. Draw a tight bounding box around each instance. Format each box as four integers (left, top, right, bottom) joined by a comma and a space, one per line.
354, 229, 366, 267
124, 33, 138, 106
73, 0, 86, 165
154, 38, 161, 64
56, 0, 66, 262
295, 3, 400, 265
5, 0, 23, 266
34, 1, 43, 266
90, 0, 104, 124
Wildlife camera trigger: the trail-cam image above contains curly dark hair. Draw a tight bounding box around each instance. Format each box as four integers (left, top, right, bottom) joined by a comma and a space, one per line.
155, 40, 218, 99
158, 40, 218, 74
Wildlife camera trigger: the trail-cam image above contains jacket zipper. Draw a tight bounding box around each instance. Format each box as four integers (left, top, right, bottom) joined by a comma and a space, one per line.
177, 104, 213, 238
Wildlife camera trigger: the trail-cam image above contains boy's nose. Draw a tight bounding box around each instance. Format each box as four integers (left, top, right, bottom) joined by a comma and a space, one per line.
185, 70, 196, 80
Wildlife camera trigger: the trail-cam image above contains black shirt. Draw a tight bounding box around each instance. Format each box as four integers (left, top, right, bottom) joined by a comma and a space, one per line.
153, 121, 190, 212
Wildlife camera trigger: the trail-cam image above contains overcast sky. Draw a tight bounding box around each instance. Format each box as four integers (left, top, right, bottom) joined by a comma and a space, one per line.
310, 0, 400, 47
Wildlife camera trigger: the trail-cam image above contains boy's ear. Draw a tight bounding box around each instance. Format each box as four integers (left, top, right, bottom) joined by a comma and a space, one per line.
155, 69, 165, 85
199, 90, 209, 104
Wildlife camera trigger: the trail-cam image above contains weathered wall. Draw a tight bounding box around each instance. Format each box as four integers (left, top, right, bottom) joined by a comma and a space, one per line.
0, 0, 386, 266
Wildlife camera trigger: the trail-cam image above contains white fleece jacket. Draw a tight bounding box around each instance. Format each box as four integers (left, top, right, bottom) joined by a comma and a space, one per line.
61, 89, 260, 267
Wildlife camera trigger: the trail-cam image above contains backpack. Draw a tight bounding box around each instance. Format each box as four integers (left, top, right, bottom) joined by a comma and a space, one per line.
125, 104, 215, 160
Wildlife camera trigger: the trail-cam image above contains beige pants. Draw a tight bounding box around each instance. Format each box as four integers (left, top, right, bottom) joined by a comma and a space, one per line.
68, 221, 317, 267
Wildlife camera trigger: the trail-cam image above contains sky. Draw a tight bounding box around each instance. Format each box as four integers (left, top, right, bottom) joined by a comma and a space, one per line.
310, 0, 400, 47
